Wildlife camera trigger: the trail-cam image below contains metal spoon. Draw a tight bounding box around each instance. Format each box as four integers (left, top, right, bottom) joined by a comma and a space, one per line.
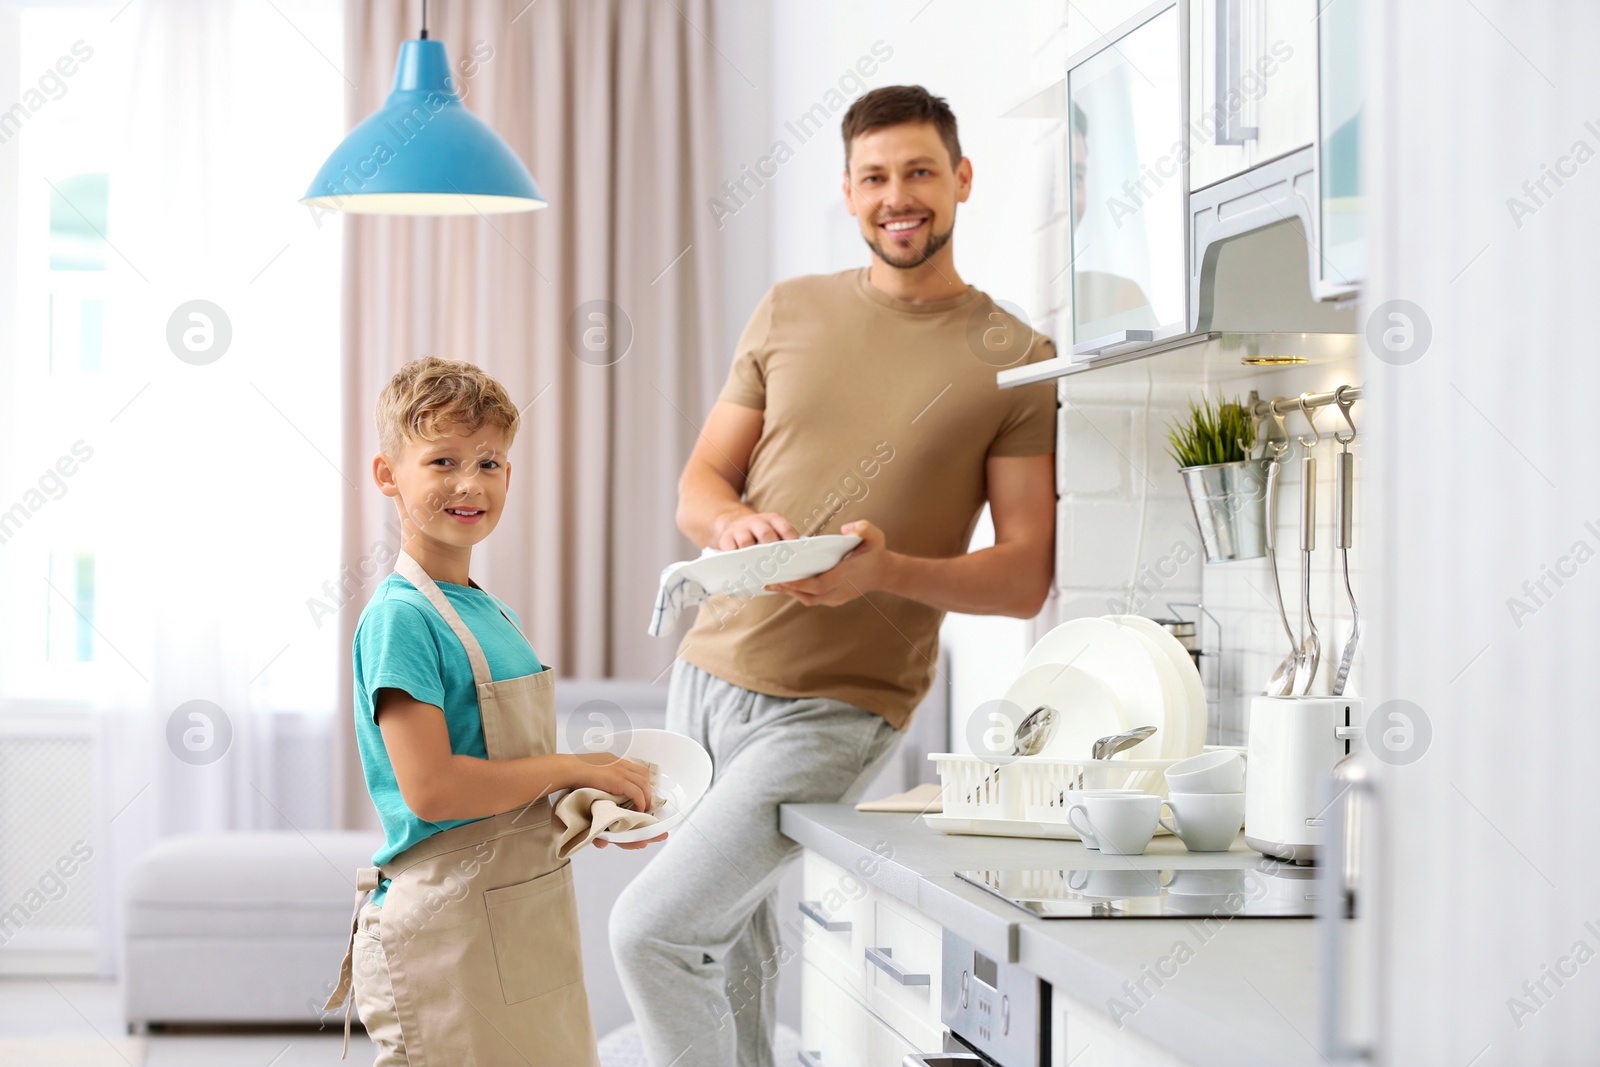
1292, 398, 1322, 695
1093, 725, 1158, 760
1013, 704, 1058, 757
969, 704, 1057, 804
1263, 414, 1301, 696
1072, 726, 1158, 794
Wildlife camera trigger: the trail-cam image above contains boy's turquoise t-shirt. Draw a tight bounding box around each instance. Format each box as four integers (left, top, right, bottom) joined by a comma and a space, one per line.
353, 571, 543, 906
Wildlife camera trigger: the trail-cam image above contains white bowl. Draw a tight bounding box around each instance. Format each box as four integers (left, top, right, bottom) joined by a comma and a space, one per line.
1164, 749, 1246, 793
582, 728, 713, 843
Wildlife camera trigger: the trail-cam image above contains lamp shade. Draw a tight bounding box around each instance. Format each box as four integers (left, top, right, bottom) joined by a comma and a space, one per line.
301, 39, 545, 215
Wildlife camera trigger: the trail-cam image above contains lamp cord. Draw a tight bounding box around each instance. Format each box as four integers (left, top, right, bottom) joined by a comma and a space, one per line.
420, 0, 428, 39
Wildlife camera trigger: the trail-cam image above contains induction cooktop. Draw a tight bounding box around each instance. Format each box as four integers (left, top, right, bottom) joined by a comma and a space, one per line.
956, 864, 1321, 919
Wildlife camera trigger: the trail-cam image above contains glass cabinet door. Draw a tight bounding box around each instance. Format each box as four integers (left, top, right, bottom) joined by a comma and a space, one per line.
1068, 3, 1186, 355
1318, 0, 1362, 290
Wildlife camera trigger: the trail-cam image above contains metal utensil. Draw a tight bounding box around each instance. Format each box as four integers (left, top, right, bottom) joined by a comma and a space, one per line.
1071, 725, 1158, 795
1092, 725, 1158, 760
968, 704, 1058, 804
1292, 397, 1322, 696
1263, 405, 1301, 696
1331, 389, 1360, 696
1013, 704, 1058, 757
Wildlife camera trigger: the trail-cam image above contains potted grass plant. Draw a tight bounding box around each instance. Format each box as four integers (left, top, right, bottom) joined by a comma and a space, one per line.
1166, 396, 1267, 562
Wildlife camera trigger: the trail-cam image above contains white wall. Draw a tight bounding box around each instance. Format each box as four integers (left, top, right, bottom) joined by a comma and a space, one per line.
1366, 4, 1600, 1065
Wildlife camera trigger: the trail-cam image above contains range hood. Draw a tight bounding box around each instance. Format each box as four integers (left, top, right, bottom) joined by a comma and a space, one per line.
1195, 216, 1355, 335
1189, 146, 1357, 336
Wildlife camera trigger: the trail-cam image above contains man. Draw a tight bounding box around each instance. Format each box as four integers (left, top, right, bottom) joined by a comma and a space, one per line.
611, 85, 1058, 1067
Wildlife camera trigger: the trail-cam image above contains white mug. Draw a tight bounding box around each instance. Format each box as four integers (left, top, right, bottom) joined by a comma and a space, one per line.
1159, 791, 1246, 852
1064, 789, 1143, 849
1067, 793, 1161, 856
1164, 750, 1246, 793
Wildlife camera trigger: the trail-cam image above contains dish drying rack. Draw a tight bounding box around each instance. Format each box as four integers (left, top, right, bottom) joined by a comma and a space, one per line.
926, 753, 1179, 840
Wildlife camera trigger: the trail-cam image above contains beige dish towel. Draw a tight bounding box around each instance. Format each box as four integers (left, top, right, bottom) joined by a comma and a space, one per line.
553, 762, 663, 858
854, 782, 943, 813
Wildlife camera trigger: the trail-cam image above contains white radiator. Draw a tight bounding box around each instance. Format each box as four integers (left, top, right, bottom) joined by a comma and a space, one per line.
0, 715, 99, 974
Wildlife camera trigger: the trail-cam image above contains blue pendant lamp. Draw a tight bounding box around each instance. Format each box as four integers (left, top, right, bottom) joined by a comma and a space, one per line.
301, 1, 545, 215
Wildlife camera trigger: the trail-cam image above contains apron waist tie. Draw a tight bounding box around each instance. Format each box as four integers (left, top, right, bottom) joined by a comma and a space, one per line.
325, 866, 382, 1060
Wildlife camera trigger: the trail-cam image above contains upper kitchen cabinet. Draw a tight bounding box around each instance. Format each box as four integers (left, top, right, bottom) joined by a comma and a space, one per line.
1188, 0, 1319, 191
1064, 0, 1172, 57
1067, 2, 1188, 359
1318, 0, 1363, 293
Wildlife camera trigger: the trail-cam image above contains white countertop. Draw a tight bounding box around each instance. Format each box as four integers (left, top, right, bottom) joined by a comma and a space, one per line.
779, 803, 1327, 1067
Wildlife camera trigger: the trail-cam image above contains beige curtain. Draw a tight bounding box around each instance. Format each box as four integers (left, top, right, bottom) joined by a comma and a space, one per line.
334, 0, 724, 826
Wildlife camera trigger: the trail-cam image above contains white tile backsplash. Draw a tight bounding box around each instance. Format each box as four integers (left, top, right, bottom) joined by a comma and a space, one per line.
1053, 346, 1368, 748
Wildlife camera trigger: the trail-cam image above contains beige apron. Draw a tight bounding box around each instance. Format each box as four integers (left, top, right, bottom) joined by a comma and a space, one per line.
325, 551, 599, 1067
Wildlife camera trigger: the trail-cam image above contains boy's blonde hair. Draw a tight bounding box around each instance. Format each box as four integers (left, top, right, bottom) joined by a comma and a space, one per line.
376, 357, 521, 458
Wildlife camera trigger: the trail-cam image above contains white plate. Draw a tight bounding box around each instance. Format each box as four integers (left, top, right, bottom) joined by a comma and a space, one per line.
996, 665, 1125, 762
1102, 620, 1187, 758
688, 534, 862, 599
1102, 615, 1206, 760
1020, 618, 1169, 760
581, 728, 713, 844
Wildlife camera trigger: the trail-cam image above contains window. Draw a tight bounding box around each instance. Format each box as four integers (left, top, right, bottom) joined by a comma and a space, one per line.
0, 1, 346, 712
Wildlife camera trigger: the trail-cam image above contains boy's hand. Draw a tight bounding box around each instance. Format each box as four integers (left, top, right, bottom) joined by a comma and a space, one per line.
565, 751, 654, 813
592, 831, 670, 852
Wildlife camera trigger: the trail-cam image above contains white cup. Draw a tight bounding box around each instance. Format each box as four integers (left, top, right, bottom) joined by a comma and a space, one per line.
1164, 750, 1246, 794
1065, 868, 1163, 899
1063, 789, 1143, 848
1159, 791, 1246, 852
1067, 793, 1162, 856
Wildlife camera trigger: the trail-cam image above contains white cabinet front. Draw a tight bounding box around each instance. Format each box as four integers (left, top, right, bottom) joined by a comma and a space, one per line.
1068, 3, 1187, 358
1188, 0, 1318, 193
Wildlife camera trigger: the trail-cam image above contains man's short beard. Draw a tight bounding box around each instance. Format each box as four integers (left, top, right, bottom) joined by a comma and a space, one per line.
865, 222, 955, 270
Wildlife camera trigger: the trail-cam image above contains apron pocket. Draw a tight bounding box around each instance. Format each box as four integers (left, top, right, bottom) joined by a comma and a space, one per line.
482, 863, 584, 1005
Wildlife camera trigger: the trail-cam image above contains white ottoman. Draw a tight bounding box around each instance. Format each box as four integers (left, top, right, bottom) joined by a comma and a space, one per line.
122, 831, 383, 1029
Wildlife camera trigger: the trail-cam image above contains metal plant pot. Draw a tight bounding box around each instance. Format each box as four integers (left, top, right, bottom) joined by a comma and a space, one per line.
1179, 459, 1268, 563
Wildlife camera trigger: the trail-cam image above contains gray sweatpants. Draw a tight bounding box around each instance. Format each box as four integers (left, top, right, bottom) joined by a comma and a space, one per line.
610, 660, 902, 1067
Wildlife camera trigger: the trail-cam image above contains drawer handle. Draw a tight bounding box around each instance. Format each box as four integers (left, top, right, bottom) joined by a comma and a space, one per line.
799, 900, 850, 933
798, 1051, 823, 1067
865, 946, 930, 986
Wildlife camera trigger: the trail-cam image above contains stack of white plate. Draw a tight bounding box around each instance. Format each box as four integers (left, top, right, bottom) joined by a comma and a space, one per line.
1005, 616, 1206, 763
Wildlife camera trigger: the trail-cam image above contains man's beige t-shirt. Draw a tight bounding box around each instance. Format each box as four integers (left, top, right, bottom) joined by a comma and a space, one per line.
678, 268, 1058, 729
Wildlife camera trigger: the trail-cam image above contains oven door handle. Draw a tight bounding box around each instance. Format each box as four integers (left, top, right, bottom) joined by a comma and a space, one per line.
865, 946, 931, 986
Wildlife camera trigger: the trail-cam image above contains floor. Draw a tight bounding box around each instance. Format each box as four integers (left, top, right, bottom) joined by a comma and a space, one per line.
0, 977, 354, 1066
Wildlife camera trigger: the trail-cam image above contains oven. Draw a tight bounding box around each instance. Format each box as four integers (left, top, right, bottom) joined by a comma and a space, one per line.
901, 930, 1049, 1067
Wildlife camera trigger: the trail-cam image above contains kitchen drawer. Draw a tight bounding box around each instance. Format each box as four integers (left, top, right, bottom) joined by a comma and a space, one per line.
801, 956, 939, 1067
867, 1012, 920, 1065
863, 896, 943, 1051
799, 852, 872, 997
799, 957, 869, 1067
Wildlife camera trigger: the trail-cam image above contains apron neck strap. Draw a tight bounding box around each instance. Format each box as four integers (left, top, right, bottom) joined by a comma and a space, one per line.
394, 550, 524, 687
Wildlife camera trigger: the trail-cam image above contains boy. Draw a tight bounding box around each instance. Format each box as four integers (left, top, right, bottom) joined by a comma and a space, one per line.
324, 357, 665, 1065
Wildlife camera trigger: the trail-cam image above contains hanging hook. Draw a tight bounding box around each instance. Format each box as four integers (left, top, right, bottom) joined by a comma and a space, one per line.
1237, 401, 1269, 461
1267, 397, 1293, 457
1296, 393, 1321, 449
1333, 385, 1357, 447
